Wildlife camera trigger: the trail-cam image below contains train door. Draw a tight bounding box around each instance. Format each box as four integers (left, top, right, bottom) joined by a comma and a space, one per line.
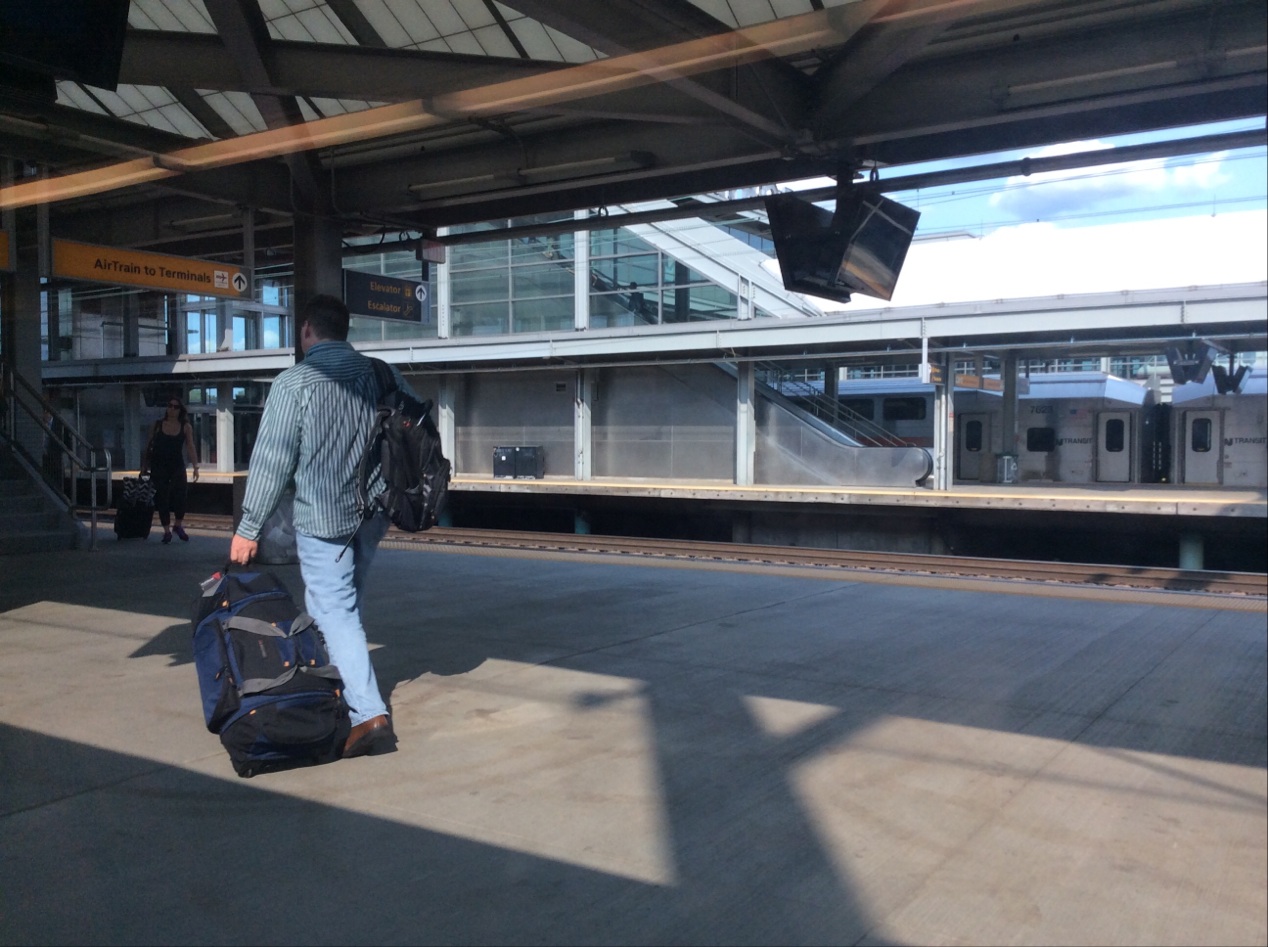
957, 413, 990, 481
1095, 411, 1133, 482
1179, 410, 1222, 484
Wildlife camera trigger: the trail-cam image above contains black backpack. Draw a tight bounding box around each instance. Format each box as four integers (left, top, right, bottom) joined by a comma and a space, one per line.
354, 358, 451, 534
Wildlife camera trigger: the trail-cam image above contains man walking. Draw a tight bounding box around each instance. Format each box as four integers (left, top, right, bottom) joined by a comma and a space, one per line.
230, 293, 411, 759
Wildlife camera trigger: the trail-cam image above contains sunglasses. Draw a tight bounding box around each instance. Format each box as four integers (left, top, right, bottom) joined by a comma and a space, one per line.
167, 403, 181, 409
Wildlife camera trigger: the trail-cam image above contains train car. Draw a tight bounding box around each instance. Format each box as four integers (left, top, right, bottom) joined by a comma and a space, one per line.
1169, 366, 1267, 487
772, 376, 939, 447
953, 372, 1163, 484
804, 373, 1171, 485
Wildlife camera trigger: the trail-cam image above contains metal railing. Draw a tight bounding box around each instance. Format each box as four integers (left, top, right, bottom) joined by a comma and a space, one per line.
1, 364, 112, 549
753, 363, 911, 448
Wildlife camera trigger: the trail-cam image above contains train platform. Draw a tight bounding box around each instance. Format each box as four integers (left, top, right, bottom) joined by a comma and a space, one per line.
457, 475, 1268, 519
1, 533, 1264, 945
107, 469, 1268, 519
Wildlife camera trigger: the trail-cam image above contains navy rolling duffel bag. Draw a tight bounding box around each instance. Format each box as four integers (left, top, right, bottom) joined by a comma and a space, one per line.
192, 567, 350, 777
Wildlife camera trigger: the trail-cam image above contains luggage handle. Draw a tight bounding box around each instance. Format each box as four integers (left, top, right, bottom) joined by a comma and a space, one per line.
198, 560, 250, 597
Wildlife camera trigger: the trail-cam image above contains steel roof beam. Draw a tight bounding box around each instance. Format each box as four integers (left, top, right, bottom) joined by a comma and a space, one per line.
117, 31, 565, 100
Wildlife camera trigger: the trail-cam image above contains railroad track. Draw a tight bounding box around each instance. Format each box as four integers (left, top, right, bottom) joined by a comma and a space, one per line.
146, 514, 1268, 597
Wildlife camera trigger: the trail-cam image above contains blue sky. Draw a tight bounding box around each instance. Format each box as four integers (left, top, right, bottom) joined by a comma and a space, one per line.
874, 118, 1267, 236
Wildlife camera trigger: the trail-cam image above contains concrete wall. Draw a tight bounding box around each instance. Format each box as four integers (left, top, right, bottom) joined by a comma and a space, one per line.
452, 370, 574, 476
592, 364, 735, 480
427, 361, 931, 486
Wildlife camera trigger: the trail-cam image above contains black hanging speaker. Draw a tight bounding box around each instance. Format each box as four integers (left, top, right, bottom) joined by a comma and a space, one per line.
0, 0, 132, 92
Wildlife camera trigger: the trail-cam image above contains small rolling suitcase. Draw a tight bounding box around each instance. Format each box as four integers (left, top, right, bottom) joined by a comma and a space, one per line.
114, 476, 155, 539
191, 566, 351, 778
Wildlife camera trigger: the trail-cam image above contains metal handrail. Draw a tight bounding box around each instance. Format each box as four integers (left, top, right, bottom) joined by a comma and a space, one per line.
0, 364, 113, 549
753, 362, 911, 448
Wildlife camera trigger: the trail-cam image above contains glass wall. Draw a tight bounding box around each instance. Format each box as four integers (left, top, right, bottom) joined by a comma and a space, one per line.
39, 281, 295, 361
36, 204, 787, 360
589, 228, 738, 326
448, 214, 576, 337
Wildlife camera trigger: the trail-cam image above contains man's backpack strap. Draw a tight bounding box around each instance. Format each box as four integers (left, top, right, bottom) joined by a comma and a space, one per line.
369, 357, 396, 401
341, 358, 395, 562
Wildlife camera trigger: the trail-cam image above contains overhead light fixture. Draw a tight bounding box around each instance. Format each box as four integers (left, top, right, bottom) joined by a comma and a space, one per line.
406, 172, 518, 197
408, 152, 657, 199
167, 211, 243, 232
517, 151, 654, 181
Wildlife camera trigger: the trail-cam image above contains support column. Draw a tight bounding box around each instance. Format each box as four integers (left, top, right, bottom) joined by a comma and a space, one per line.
2, 160, 47, 456
436, 374, 456, 527
290, 211, 342, 360
574, 210, 589, 331
932, 353, 953, 490
438, 375, 456, 470
216, 383, 235, 472
823, 360, 839, 426
436, 226, 452, 339
736, 360, 755, 486
574, 367, 592, 480
1000, 351, 1019, 482
123, 386, 142, 470
737, 276, 754, 320
1179, 532, 1204, 570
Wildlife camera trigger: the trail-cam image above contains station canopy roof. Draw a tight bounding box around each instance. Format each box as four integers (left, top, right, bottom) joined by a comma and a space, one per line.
0, 0, 1265, 264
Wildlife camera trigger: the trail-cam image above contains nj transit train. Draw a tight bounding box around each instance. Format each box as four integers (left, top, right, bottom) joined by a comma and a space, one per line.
780, 369, 1267, 487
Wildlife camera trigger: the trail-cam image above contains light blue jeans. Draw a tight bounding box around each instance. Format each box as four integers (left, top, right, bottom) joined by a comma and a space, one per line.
295, 514, 391, 726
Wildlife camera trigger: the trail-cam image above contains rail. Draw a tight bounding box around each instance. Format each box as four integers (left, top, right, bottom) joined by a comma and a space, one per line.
1, 364, 112, 549
155, 517, 1267, 597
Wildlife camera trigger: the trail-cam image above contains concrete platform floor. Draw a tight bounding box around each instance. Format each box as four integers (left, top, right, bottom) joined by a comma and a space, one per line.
1, 532, 1265, 946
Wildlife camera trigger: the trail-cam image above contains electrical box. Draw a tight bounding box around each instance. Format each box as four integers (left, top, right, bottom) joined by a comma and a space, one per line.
515, 445, 545, 479
493, 446, 545, 479
493, 447, 516, 478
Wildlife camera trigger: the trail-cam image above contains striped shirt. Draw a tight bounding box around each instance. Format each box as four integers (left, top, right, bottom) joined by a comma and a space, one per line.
237, 341, 416, 542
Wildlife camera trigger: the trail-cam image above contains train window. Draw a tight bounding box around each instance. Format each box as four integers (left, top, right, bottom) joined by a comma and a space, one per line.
1104, 418, 1125, 452
883, 397, 926, 421
1027, 427, 1056, 452
1191, 417, 1213, 453
964, 419, 983, 452
841, 398, 875, 420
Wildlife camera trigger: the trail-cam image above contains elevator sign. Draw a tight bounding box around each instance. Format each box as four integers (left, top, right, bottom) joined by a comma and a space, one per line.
343, 269, 426, 323
52, 239, 248, 298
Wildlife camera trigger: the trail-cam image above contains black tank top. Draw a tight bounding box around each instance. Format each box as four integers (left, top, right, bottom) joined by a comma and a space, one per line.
150, 425, 187, 470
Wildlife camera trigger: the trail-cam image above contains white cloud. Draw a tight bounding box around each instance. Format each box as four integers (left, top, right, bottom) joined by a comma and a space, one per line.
804, 209, 1268, 311
987, 141, 1234, 220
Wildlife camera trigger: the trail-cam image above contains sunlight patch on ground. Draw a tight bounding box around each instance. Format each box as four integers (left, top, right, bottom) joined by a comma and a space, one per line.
791, 714, 1268, 944
743, 693, 840, 737
0, 605, 676, 886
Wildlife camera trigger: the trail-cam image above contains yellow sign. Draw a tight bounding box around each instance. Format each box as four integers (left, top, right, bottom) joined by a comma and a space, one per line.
52, 239, 248, 298
954, 374, 1004, 391
0, 230, 11, 272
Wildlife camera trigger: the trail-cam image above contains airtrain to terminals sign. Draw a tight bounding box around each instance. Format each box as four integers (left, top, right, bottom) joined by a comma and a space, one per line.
343, 269, 427, 323
52, 239, 248, 298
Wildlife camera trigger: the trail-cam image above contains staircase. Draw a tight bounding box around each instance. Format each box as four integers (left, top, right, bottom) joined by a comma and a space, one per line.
0, 439, 83, 554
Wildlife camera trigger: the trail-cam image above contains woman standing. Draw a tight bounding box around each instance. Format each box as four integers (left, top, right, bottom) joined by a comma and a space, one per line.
141, 397, 200, 543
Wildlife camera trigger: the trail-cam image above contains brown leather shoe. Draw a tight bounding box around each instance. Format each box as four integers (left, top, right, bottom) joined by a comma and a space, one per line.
342, 714, 396, 759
